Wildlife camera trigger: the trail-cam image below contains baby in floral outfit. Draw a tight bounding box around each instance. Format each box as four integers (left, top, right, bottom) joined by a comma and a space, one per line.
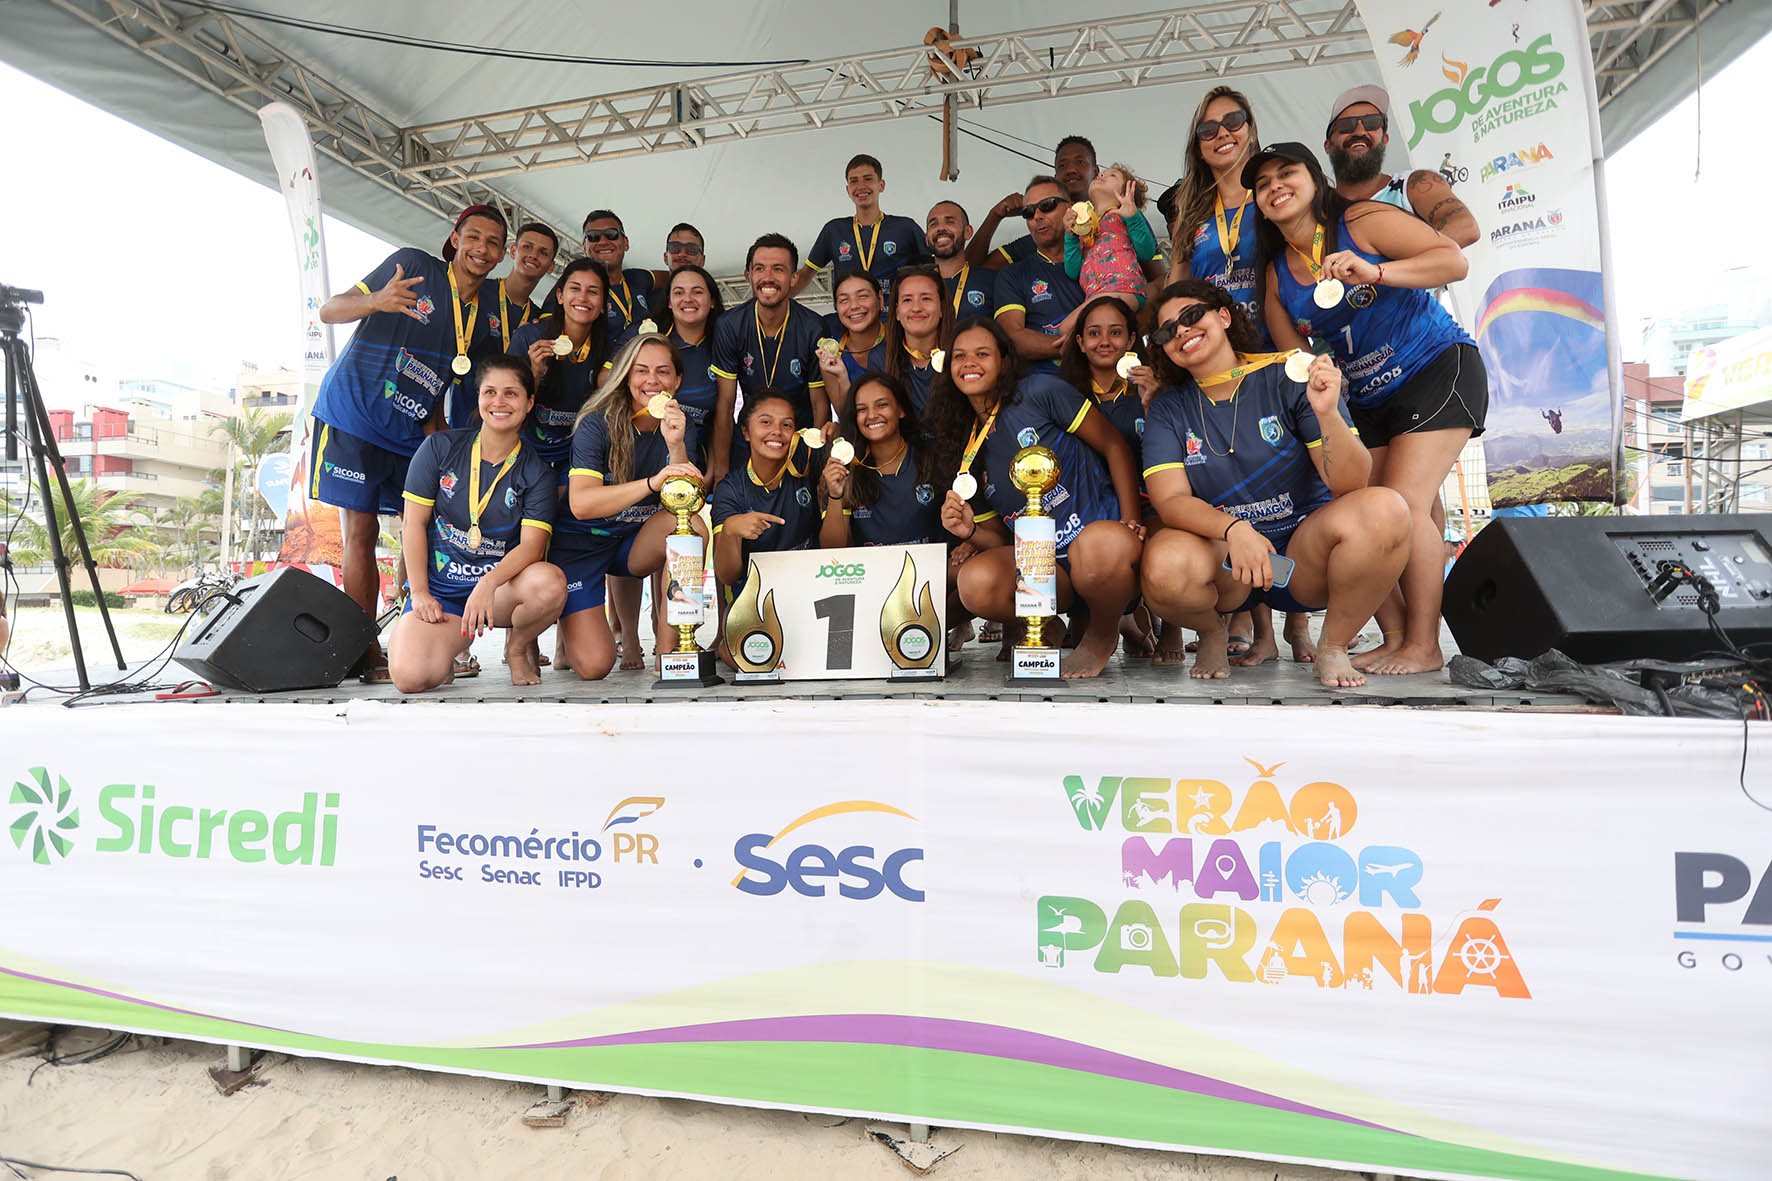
1063, 163, 1157, 310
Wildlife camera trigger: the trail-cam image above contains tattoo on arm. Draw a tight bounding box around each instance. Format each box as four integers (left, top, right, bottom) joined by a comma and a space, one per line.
1408, 171, 1437, 193
1426, 197, 1468, 231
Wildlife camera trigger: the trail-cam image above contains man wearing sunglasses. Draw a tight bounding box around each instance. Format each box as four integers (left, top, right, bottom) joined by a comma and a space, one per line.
992, 175, 1086, 373
580, 210, 657, 340
1324, 86, 1479, 248
652, 223, 707, 315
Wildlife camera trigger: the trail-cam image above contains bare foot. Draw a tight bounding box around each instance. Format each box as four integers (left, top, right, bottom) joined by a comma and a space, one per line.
1062, 635, 1115, 678
1119, 614, 1155, 658
1231, 631, 1278, 667
1315, 643, 1365, 688
506, 639, 542, 686
1351, 636, 1404, 672
948, 619, 975, 654
1284, 615, 1317, 664
1366, 643, 1444, 676
618, 642, 644, 672
1191, 629, 1230, 680
1153, 621, 1187, 666
996, 630, 1014, 662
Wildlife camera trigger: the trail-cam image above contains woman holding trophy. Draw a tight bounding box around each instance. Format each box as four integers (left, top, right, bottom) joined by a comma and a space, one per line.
557, 333, 704, 681
923, 317, 1145, 679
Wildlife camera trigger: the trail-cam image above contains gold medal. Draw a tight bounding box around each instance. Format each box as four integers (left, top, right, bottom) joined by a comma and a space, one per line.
466, 524, 483, 551
646, 393, 672, 419
831, 439, 855, 466
451, 354, 472, 376
1070, 201, 1096, 236
553, 335, 573, 358
1313, 279, 1345, 310
637, 318, 658, 335
815, 336, 841, 357
1114, 353, 1139, 379
1284, 351, 1314, 383
798, 428, 824, 450
465, 434, 520, 559
930, 348, 945, 373
952, 472, 977, 500
446, 267, 478, 379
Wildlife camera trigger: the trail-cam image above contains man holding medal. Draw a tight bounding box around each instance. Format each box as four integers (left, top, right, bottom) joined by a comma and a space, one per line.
792, 155, 930, 306
313, 204, 508, 678
926, 201, 995, 322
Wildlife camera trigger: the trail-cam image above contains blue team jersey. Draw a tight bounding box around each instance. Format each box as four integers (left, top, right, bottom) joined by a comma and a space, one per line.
604, 268, 657, 339
901, 361, 934, 417
840, 337, 887, 384
991, 235, 1040, 266
1273, 212, 1471, 409
509, 319, 606, 469
402, 429, 555, 598
712, 437, 826, 561
942, 263, 995, 321
808, 214, 930, 299
563, 411, 700, 541
845, 439, 943, 546
1183, 198, 1273, 349
669, 329, 719, 454
1088, 383, 1147, 478
1141, 365, 1347, 546
993, 250, 1085, 375
710, 300, 828, 426
314, 248, 501, 454
969, 373, 1119, 556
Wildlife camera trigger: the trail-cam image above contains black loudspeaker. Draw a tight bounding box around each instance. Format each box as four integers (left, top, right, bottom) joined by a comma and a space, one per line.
174, 567, 378, 692
1443, 515, 1772, 664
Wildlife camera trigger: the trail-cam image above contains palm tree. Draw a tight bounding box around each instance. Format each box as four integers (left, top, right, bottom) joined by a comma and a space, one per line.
0, 478, 157, 569
213, 409, 294, 561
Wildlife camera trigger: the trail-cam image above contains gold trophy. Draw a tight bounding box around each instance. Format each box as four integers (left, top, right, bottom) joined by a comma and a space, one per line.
653, 476, 723, 687
1007, 446, 1062, 683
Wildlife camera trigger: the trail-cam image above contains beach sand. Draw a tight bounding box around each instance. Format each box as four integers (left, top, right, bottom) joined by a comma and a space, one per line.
0, 1024, 1368, 1181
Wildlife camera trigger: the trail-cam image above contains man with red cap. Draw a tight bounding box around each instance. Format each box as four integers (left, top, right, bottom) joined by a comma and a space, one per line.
1323, 85, 1479, 247
313, 204, 508, 679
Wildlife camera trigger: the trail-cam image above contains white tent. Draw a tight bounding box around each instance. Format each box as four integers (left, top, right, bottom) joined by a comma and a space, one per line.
4, 1, 1759, 277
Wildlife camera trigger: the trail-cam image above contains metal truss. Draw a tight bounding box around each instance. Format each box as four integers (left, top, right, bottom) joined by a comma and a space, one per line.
1586, 0, 1724, 112
40, 0, 552, 234
402, 3, 1372, 185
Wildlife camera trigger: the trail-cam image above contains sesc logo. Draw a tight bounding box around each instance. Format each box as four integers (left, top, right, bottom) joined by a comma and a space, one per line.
10, 767, 79, 865
731, 800, 924, 900
1406, 35, 1565, 147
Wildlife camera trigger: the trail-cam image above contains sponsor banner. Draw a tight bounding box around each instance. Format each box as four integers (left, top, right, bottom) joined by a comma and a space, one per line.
259, 101, 343, 565
1682, 324, 1772, 422
1357, 0, 1619, 506
1, 703, 1766, 1179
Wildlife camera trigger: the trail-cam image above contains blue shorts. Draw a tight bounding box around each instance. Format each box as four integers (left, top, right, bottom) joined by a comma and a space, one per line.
310, 417, 410, 516
403, 584, 472, 618
1231, 529, 1321, 615
554, 531, 640, 617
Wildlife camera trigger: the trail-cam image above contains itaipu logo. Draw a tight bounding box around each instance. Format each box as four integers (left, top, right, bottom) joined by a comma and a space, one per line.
10, 768, 78, 864
1405, 35, 1565, 148
1039, 760, 1529, 997
8, 770, 339, 867
732, 800, 924, 901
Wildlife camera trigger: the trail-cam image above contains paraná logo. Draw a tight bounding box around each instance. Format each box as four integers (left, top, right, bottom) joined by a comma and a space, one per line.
9, 767, 78, 865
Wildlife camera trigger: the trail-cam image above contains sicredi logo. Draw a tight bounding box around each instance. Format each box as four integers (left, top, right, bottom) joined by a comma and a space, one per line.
8, 769, 339, 867
731, 800, 924, 901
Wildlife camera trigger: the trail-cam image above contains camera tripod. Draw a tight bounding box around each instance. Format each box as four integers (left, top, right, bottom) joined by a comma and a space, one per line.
2, 283, 125, 691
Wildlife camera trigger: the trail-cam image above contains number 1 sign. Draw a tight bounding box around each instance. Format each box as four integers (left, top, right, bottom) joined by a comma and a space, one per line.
724, 543, 948, 682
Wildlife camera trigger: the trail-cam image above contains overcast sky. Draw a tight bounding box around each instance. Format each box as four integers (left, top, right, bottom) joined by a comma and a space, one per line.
1, 32, 1766, 391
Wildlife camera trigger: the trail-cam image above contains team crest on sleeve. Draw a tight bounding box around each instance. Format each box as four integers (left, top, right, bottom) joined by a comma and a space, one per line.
915, 483, 934, 504
1348, 285, 1377, 309
439, 471, 458, 497
1017, 427, 1039, 447
795, 487, 812, 507
1258, 415, 1284, 447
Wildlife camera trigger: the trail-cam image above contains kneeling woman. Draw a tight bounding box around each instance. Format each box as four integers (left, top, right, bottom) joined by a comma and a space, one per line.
390, 357, 566, 692
925, 317, 1144, 679
558, 333, 705, 680
712, 390, 827, 601
1138, 281, 1409, 689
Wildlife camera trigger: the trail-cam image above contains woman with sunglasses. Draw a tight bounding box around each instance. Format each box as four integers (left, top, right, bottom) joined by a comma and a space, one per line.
813, 269, 887, 415
1247, 142, 1485, 677
1138, 281, 1409, 690
882, 265, 955, 416
925, 317, 1144, 679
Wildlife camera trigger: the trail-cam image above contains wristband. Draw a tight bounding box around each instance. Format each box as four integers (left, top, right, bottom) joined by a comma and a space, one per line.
648, 473, 660, 494
1222, 518, 1245, 541
962, 521, 978, 542
1375, 263, 1385, 285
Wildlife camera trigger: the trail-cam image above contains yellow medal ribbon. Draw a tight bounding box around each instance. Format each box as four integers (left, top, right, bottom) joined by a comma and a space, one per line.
1288, 224, 1326, 282
496, 280, 513, 352
948, 264, 971, 316
466, 434, 522, 550
1213, 192, 1250, 279
1091, 377, 1129, 401
447, 266, 479, 377
1196, 351, 1292, 389
852, 216, 883, 273
753, 302, 787, 389
608, 274, 634, 326
959, 402, 1002, 474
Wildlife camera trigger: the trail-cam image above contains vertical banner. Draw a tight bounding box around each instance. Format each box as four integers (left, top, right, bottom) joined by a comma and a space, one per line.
259, 101, 343, 565
1356, 0, 1620, 505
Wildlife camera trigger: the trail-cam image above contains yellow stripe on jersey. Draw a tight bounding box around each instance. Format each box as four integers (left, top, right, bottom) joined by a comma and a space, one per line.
402, 491, 436, 506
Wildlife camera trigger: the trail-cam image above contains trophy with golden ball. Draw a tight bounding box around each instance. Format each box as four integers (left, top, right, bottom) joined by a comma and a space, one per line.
653, 475, 723, 687
1007, 445, 1062, 683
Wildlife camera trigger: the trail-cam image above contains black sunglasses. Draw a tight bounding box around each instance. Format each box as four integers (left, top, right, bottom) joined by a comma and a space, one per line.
1195, 109, 1250, 141
582, 227, 624, 243
1018, 196, 1066, 220
1330, 113, 1387, 137
1148, 303, 1213, 347
665, 239, 704, 255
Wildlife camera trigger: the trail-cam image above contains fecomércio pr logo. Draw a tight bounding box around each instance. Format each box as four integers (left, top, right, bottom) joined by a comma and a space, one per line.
9, 767, 79, 865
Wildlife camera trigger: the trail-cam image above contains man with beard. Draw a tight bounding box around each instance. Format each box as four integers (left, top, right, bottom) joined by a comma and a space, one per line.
925, 200, 995, 321
969, 136, 1164, 282
1324, 86, 1479, 247
708, 233, 829, 485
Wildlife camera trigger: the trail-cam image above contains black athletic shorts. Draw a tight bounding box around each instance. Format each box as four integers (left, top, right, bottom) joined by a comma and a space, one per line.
1351, 343, 1488, 448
